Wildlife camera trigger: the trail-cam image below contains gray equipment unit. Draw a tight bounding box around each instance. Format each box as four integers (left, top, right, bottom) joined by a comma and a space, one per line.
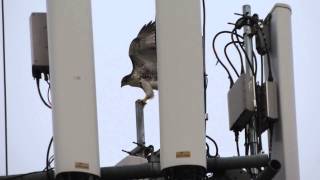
263, 80, 278, 121
258, 80, 279, 134
267, 3, 300, 180
30, 13, 49, 79
228, 73, 255, 131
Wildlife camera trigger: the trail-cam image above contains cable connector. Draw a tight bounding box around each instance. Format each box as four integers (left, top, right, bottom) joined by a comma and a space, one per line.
36, 78, 52, 109
234, 131, 240, 156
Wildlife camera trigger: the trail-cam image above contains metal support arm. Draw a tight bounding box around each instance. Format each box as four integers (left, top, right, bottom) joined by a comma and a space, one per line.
0, 155, 276, 180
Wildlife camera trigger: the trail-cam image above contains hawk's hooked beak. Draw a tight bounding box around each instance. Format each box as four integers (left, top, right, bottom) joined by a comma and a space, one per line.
121, 77, 127, 87
121, 75, 130, 87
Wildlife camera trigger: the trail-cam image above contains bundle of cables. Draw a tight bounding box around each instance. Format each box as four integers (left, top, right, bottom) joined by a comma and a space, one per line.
212, 12, 274, 159
202, 0, 220, 162
5, 78, 57, 180
36, 77, 54, 180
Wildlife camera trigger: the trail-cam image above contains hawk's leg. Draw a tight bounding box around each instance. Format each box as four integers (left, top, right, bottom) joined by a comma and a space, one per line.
140, 79, 154, 103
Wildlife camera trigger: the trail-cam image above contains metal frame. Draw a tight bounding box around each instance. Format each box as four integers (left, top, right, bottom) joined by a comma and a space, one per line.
0, 155, 276, 180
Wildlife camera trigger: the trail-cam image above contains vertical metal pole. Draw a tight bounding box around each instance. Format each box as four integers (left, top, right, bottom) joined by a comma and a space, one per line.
135, 100, 145, 145
1, 0, 8, 176
242, 4, 258, 176
243, 5, 254, 75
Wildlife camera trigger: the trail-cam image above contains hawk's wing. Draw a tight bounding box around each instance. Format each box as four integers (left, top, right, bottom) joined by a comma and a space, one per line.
137, 21, 156, 51
129, 21, 157, 80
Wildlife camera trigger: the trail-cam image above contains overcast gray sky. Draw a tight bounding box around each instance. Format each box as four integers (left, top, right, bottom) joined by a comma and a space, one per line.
0, 0, 319, 179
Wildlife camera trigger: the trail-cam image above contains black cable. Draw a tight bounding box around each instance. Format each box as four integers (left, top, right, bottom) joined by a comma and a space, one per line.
202, 0, 208, 120
266, 53, 273, 81
202, 0, 206, 52
269, 124, 274, 159
233, 29, 255, 76
231, 31, 244, 74
212, 31, 234, 85
258, 135, 262, 154
47, 86, 51, 106
234, 131, 240, 156
245, 127, 249, 156
206, 143, 213, 158
256, 84, 264, 153
36, 80, 53, 179
256, 113, 263, 153
48, 155, 54, 162
224, 41, 242, 77
2, 0, 8, 175
36, 78, 52, 109
253, 51, 258, 76
46, 137, 53, 171
260, 55, 264, 84
206, 135, 219, 157
236, 140, 240, 157
46, 137, 53, 180
43, 155, 54, 172
212, 31, 243, 87
49, 156, 54, 167
46, 81, 52, 106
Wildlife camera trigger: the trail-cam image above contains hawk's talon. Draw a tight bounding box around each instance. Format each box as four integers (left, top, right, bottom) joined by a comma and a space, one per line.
138, 97, 149, 104
137, 99, 146, 105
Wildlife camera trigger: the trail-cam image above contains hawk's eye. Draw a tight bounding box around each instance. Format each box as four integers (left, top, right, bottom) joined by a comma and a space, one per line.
133, 38, 140, 48
134, 38, 140, 42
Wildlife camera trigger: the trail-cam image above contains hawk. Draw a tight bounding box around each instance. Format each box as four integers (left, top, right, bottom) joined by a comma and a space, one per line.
121, 21, 157, 103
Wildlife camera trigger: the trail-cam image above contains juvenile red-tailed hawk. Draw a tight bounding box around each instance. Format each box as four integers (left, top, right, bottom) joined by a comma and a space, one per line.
121, 21, 157, 103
